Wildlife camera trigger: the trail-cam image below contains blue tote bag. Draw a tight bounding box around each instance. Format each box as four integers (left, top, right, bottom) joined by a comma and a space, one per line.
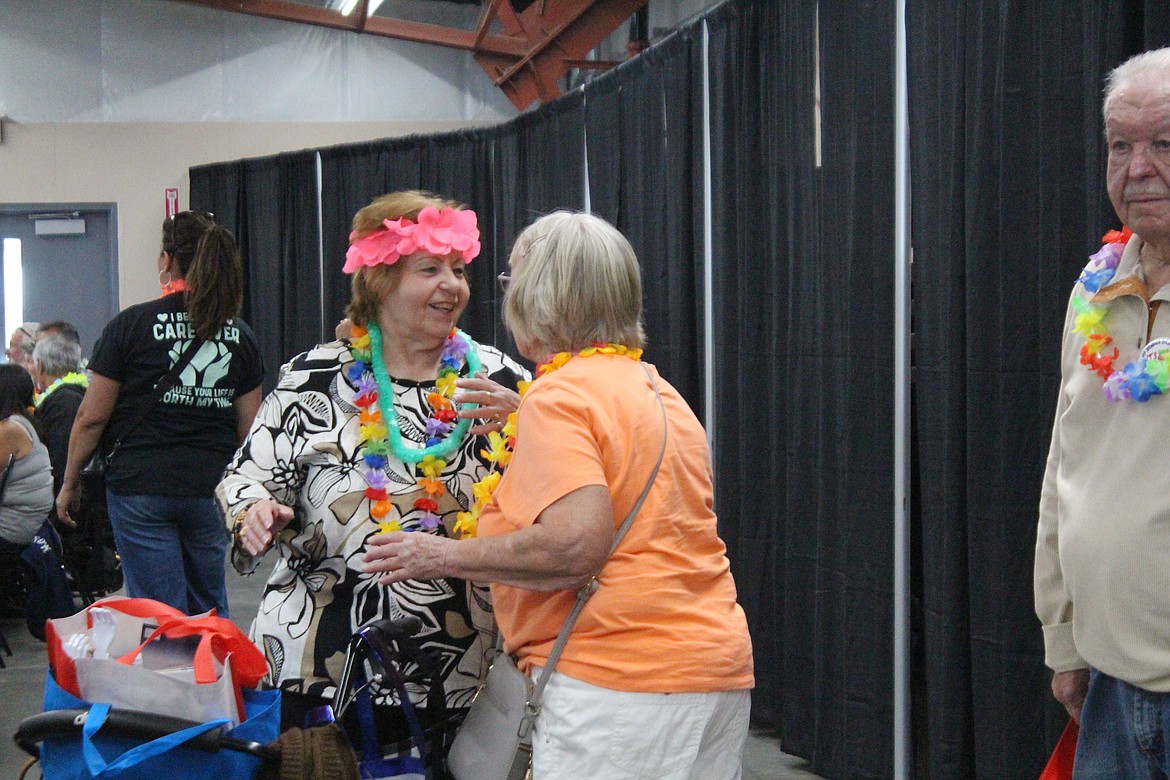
39, 670, 281, 779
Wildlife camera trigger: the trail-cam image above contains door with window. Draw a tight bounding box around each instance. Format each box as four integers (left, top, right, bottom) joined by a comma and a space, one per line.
0, 206, 119, 359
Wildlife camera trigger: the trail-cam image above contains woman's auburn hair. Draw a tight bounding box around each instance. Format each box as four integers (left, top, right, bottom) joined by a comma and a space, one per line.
345, 190, 467, 327
504, 211, 645, 355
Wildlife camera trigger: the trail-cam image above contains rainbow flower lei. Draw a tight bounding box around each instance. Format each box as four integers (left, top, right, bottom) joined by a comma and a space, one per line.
1073, 226, 1170, 402
349, 322, 481, 533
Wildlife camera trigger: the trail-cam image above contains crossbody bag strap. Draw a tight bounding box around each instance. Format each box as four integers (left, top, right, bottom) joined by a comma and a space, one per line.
103, 336, 205, 458
520, 363, 667, 734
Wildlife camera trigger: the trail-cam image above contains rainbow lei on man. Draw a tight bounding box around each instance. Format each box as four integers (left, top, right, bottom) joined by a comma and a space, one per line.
1074, 226, 1170, 402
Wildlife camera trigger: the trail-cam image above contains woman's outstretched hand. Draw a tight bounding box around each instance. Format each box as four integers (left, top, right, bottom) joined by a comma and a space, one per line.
453, 374, 521, 435
363, 530, 453, 584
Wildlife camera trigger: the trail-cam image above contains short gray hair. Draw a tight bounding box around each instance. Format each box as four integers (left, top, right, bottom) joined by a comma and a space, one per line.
32, 333, 82, 377
1104, 47, 1170, 120
504, 211, 645, 354
12, 323, 39, 355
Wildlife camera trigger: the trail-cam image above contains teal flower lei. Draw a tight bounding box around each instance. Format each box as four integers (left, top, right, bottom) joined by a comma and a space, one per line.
362, 322, 481, 464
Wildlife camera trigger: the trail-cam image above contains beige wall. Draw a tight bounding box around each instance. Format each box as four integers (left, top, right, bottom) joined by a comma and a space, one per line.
0, 120, 478, 307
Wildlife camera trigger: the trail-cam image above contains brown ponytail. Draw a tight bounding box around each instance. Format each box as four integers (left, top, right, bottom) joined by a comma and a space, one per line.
185, 225, 243, 340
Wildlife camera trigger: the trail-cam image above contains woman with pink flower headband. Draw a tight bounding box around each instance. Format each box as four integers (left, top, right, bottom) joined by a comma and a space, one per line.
216, 191, 528, 744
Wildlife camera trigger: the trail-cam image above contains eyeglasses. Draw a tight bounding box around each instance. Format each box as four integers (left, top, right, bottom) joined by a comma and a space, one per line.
497, 272, 511, 293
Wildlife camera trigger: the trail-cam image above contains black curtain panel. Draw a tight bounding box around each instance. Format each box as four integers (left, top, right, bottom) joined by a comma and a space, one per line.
908, 1, 1170, 777
811, 0, 898, 775
318, 137, 426, 332
422, 130, 505, 349
583, 29, 704, 414
191, 152, 318, 391
491, 92, 587, 262
708, 1, 897, 778
490, 93, 586, 361
189, 161, 244, 235
238, 151, 321, 389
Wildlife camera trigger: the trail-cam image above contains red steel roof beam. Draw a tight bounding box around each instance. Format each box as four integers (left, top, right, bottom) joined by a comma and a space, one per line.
477, 0, 647, 110
168, 0, 525, 56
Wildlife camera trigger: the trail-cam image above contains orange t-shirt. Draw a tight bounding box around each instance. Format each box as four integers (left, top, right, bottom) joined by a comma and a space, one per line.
478, 355, 754, 693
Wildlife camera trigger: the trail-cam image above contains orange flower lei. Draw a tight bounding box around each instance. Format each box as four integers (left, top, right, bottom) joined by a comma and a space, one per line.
453, 411, 521, 539
451, 344, 642, 538
535, 342, 644, 377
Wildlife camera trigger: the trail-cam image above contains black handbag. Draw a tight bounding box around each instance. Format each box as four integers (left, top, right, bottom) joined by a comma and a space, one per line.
78, 450, 111, 508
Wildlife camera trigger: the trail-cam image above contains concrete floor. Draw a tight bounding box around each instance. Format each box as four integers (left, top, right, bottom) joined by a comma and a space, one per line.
0, 568, 823, 779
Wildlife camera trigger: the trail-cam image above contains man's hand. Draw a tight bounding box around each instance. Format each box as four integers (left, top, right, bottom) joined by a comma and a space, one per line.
1052, 669, 1091, 722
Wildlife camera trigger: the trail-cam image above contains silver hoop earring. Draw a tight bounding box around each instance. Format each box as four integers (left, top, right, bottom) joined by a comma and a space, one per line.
159, 269, 171, 287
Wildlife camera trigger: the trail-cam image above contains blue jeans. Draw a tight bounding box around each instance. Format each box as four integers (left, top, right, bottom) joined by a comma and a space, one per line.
1075, 668, 1170, 778
106, 491, 229, 616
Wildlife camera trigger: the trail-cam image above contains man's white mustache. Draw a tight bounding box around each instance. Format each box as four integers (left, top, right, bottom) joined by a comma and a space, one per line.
1126, 186, 1170, 199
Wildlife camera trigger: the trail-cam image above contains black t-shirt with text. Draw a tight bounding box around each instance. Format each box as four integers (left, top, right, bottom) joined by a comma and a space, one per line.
88, 294, 264, 497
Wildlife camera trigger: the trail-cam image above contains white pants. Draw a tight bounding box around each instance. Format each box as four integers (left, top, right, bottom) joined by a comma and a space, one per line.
530, 668, 751, 780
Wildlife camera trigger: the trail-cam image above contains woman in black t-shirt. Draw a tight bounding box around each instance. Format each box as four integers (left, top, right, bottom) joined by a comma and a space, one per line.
56, 211, 264, 615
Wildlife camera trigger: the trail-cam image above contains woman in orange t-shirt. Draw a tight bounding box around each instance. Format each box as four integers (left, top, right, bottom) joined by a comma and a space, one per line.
364, 211, 754, 779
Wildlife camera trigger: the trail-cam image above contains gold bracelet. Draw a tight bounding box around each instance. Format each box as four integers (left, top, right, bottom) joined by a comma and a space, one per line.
232, 505, 251, 545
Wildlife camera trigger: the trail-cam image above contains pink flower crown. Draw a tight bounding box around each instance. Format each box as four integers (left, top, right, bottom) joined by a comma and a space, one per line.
343, 206, 481, 274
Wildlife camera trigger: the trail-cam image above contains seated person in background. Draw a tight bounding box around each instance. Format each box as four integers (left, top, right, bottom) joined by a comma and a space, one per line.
32, 332, 86, 496
0, 364, 55, 552
6, 323, 39, 376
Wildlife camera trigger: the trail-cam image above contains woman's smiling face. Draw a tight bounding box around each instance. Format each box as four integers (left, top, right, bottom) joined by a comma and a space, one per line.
377, 251, 469, 346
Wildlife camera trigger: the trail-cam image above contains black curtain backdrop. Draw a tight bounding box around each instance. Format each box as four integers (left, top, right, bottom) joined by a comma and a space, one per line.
491, 93, 587, 261
241, 152, 320, 389
189, 161, 243, 235
583, 29, 704, 413
908, 1, 1170, 777
489, 94, 586, 360
318, 137, 426, 333
183, 1, 1170, 774
815, 0, 898, 775
421, 131, 502, 346
708, 0, 896, 777
190, 151, 318, 391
